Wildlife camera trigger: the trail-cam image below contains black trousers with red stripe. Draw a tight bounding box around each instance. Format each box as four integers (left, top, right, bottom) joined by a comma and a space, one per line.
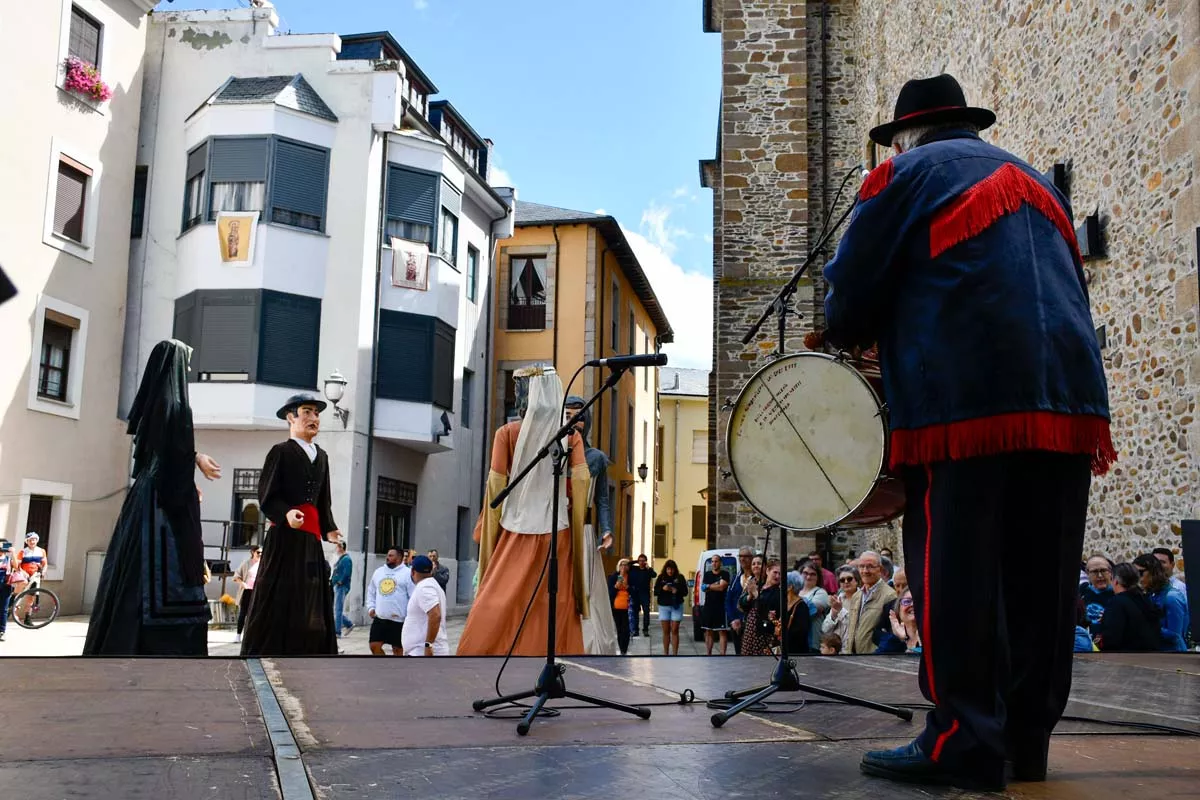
900, 452, 1091, 779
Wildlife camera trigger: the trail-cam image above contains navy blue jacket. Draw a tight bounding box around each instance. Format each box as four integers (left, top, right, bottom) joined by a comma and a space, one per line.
823, 130, 1114, 473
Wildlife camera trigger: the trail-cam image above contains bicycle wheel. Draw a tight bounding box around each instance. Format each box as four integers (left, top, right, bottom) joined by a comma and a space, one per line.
12, 587, 60, 629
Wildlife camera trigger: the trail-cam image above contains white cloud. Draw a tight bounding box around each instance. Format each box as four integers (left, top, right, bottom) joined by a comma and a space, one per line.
670, 185, 690, 198
639, 201, 691, 257
622, 228, 712, 370
413, 0, 429, 9
593, 208, 607, 215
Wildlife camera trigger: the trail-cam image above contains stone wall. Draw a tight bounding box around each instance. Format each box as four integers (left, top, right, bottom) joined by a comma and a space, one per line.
708, 0, 1200, 566
710, 0, 819, 555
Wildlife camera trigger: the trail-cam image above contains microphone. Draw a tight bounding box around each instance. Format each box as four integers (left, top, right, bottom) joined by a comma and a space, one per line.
586, 353, 668, 369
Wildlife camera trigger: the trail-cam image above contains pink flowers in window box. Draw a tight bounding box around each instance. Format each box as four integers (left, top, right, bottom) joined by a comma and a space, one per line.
63, 57, 112, 103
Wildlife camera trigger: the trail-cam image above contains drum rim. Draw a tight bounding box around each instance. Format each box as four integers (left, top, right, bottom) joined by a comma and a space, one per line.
725, 351, 887, 533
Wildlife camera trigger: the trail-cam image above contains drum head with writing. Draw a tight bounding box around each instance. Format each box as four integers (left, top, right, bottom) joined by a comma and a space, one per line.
726, 353, 886, 532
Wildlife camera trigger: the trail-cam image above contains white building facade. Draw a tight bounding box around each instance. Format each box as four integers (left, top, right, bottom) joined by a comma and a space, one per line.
124, 8, 512, 619
0, 0, 155, 614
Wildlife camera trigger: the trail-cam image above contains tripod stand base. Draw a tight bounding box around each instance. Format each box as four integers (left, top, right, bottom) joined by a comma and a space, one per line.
472, 663, 652, 736
710, 658, 913, 728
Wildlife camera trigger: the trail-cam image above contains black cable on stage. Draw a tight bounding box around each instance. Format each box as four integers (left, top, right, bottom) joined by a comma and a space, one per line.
482, 362, 590, 720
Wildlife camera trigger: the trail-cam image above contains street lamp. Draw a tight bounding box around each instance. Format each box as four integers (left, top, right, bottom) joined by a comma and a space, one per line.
637, 463, 649, 482
323, 369, 350, 428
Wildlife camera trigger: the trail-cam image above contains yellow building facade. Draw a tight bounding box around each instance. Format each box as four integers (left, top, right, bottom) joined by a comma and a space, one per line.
653, 368, 710, 583
490, 201, 673, 570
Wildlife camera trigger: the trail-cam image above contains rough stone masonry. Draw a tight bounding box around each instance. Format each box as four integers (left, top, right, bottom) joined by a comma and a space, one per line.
705, 0, 1200, 566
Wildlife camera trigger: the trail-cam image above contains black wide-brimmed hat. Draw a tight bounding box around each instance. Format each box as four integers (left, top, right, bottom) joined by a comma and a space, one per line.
869, 74, 996, 147
276, 393, 327, 420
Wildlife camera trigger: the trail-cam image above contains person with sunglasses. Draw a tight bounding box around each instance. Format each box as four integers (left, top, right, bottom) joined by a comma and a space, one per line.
888, 590, 921, 654
822, 566, 861, 644
233, 545, 263, 642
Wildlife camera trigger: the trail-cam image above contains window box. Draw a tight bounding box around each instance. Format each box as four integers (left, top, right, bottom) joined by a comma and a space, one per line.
62, 56, 111, 103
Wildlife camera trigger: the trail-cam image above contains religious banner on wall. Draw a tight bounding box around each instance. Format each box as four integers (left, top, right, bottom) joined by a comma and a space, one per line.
391, 237, 429, 291
216, 211, 259, 266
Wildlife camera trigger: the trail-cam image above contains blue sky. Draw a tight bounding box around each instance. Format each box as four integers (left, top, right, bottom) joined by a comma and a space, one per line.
159, 0, 719, 367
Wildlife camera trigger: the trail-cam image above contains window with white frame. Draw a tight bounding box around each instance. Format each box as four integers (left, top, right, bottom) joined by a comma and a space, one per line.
691, 430, 708, 464
43, 141, 100, 260
17, 479, 72, 581
439, 207, 459, 266
28, 297, 89, 419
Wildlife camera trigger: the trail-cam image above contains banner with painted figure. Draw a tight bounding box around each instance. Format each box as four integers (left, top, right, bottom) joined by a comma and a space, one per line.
391, 237, 429, 291
216, 211, 259, 266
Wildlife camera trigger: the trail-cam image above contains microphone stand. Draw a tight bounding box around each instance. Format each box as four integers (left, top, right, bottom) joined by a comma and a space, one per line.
471, 365, 652, 735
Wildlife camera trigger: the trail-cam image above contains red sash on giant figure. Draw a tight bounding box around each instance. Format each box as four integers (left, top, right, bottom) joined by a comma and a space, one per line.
280, 503, 324, 542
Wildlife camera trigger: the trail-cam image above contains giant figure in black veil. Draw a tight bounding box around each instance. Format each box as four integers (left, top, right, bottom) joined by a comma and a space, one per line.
84, 340, 220, 656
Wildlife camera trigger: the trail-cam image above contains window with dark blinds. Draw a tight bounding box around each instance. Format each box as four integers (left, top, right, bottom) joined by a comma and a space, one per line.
387, 167, 438, 226
68, 6, 101, 66
432, 320, 455, 410
208, 138, 269, 182
691, 505, 706, 540
54, 160, 89, 242
258, 291, 320, 388
270, 139, 328, 231
131, 166, 148, 238
376, 311, 457, 407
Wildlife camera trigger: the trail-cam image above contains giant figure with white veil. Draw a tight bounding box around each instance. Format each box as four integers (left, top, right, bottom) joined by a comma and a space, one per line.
457, 367, 591, 656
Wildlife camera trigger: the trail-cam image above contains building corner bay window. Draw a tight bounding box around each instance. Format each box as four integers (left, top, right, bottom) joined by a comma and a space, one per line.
508, 255, 547, 330
184, 137, 329, 233
439, 207, 458, 266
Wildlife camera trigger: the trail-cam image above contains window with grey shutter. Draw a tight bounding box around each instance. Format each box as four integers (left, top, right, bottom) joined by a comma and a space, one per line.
54, 157, 90, 242
270, 139, 329, 231
68, 6, 101, 66
172, 292, 198, 351
194, 290, 259, 379
432, 320, 455, 410
440, 180, 462, 216
258, 290, 320, 388
387, 167, 437, 226
182, 143, 208, 230
207, 137, 268, 221
377, 310, 432, 402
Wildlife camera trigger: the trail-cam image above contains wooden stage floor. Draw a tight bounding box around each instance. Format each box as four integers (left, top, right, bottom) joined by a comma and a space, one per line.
4, 652, 1197, 799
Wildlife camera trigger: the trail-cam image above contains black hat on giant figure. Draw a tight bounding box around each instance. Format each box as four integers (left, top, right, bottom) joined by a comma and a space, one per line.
276, 393, 327, 420
869, 73, 996, 147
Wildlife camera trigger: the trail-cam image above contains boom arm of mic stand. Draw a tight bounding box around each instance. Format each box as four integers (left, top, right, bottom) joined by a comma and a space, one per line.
491, 366, 630, 509
740, 199, 858, 346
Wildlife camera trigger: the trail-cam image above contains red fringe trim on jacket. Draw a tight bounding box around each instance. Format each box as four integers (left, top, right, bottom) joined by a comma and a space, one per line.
859, 160, 894, 202
929, 163, 1082, 264
889, 411, 1117, 476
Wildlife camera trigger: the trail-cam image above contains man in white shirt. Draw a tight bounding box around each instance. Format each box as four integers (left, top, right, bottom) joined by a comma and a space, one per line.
402, 555, 448, 656
367, 548, 412, 656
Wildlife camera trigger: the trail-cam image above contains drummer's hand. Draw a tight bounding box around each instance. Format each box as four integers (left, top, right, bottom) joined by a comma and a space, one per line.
803, 330, 825, 350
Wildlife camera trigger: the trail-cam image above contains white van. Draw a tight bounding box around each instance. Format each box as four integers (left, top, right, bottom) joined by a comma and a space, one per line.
691, 548, 741, 641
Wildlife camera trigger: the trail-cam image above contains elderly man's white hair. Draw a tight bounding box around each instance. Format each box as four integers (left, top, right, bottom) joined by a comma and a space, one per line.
892, 121, 980, 153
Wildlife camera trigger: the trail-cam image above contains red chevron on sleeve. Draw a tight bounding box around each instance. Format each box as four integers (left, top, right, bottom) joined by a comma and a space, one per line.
858, 160, 894, 201
930, 163, 1082, 263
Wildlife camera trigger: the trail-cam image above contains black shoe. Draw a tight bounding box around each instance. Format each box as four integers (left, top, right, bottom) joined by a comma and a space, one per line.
643, 629, 650, 636
861, 741, 1006, 793
631, 631, 639, 637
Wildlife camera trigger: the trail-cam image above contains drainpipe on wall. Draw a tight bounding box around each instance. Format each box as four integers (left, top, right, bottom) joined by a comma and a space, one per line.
672, 397, 680, 555
359, 130, 390, 606
479, 229, 495, 507
552, 224, 562, 368
595, 245, 608, 438
818, 0, 831, 324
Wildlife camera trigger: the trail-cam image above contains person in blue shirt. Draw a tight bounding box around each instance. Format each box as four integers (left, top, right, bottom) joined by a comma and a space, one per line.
331, 541, 353, 637
1133, 554, 1189, 651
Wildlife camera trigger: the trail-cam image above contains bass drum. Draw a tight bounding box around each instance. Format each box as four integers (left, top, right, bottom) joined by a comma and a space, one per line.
726, 352, 904, 532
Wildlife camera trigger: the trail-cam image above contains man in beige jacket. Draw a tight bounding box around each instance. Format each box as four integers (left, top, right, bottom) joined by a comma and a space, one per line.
844, 551, 897, 654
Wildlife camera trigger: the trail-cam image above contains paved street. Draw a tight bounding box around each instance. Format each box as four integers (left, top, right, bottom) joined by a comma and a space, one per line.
1, 611, 734, 658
